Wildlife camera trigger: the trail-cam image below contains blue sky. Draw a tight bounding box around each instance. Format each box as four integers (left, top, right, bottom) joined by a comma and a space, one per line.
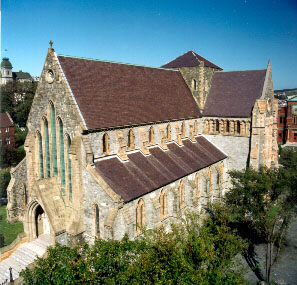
1, 0, 297, 89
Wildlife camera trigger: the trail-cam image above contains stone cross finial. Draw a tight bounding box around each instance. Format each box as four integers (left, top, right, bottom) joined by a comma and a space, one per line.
49, 40, 53, 49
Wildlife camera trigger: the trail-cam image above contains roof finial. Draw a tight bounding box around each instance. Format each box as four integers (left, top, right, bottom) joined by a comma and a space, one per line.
49, 40, 53, 49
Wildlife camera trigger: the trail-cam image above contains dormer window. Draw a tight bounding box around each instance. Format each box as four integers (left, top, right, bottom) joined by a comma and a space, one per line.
192, 79, 197, 91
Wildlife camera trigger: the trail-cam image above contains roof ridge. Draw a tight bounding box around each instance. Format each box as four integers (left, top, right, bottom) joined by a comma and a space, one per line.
215, 69, 267, 73
191, 51, 201, 64
6, 111, 14, 125
161, 50, 193, 67
57, 54, 179, 72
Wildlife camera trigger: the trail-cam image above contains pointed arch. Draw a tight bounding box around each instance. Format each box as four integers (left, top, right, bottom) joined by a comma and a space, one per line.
226, 120, 230, 133
215, 119, 219, 133
192, 79, 197, 90
195, 173, 200, 198
179, 180, 185, 209
136, 199, 145, 232
127, 129, 135, 150
37, 131, 44, 179
43, 117, 50, 178
58, 118, 65, 187
149, 126, 154, 145
237, 121, 241, 135
159, 189, 167, 220
50, 102, 58, 176
102, 133, 109, 154
94, 204, 100, 236
181, 122, 186, 138
66, 134, 72, 200
194, 120, 198, 135
166, 124, 171, 141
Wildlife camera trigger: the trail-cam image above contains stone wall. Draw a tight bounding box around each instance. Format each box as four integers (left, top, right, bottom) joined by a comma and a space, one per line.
82, 167, 117, 243
112, 160, 226, 241
6, 158, 27, 223
88, 118, 202, 162
179, 64, 216, 110
203, 134, 250, 171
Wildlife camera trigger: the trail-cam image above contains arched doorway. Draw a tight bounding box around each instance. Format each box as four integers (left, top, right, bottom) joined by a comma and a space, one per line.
25, 200, 50, 241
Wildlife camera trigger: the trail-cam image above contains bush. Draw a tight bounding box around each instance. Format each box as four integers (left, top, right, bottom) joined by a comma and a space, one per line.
0, 169, 11, 199
20, 211, 246, 284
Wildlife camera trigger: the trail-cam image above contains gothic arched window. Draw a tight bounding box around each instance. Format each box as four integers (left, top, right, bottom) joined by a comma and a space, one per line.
149, 126, 154, 145
128, 129, 135, 150
66, 134, 72, 199
237, 121, 241, 134
102, 133, 109, 154
194, 120, 198, 135
179, 181, 185, 209
192, 79, 197, 90
58, 118, 65, 187
181, 122, 186, 138
159, 189, 167, 220
94, 204, 100, 236
195, 173, 200, 198
216, 120, 219, 132
136, 199, 145, 232
226, 121, 230, 133
43, 118, 50, 178
50, 102, 58, 176
166, 124, 171, 141
37, 131, 44, 179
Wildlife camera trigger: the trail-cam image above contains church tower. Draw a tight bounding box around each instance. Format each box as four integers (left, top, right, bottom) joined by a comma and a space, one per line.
1, 57, 13, 85
161, 51, 222, 111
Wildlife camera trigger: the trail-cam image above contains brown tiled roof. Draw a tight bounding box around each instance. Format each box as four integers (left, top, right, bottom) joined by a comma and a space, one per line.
94, 136, 226, 203
203, 69, 267, 118
58, 55, 200, 130
161, 51, 222, 70
0, 112, 14, 128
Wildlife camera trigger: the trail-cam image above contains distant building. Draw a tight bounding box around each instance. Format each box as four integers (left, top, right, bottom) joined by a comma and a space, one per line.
0, 112, 15, 148
0, 57, 33, 85
277, 95, 297, 144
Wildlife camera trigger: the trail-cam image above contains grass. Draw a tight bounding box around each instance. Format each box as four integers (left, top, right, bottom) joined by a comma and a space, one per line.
0, 205, 23, 247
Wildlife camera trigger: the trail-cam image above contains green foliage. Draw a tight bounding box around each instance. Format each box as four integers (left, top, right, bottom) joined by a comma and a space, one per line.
0, 169, 11, 199
0, 144, 25, 168
15, 125, 28, 148
20, 212, 246, 284
220, 164, 297, 282
0, 206, 23, 247
0, 81, 36, 127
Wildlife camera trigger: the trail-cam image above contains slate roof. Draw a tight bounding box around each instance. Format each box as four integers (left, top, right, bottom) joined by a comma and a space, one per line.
58, 55, 200, 130
203, 69, 267, 118
13, 72, 32, 80
94, 136, 226, 202
0, 112, 14, 128
161, 51, 222, 70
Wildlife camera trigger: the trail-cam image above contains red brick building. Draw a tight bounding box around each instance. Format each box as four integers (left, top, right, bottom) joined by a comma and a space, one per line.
0, 112, 15, 148
277, 95, 297, 144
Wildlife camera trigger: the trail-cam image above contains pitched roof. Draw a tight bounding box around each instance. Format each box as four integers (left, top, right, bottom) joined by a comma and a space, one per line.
287, 95, 297, 102
161, 51, 222, 70
0, 112, 14, 128
94, 136, 226, 203
203, 69, 267, 118
58, 55, 200, 130
13, 71, 32, 80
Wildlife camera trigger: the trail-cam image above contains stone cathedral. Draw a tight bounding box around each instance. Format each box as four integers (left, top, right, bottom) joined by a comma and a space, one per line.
6, 46, 278, 246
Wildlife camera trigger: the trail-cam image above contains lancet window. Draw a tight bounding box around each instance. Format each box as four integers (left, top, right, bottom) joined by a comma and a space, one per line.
136, 199, 145, 231
50, 102, 58, 176
159, 189, 167, 220
43, 118, 50, 178
58, 118, 66, 187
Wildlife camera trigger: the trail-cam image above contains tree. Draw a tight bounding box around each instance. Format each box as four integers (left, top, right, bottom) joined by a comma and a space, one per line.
0, 169, 11, 200
0, 81, 36, 127
222, 166, 297, 283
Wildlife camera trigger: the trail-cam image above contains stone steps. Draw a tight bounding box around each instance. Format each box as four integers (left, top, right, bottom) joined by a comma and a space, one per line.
0, 234, 52, 283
